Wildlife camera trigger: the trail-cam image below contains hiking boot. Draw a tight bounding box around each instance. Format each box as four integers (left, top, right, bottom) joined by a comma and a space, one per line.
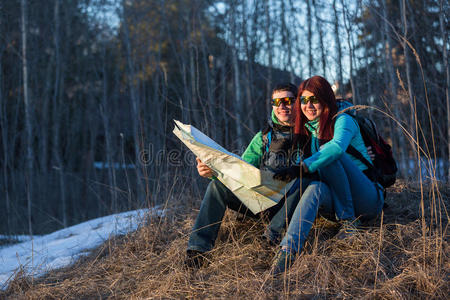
335, 219, 360, 240
185, 250, 206, 269
270, 250, 296, 276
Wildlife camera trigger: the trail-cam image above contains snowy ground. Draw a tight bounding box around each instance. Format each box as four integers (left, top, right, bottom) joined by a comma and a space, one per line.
0, 208, 163, 289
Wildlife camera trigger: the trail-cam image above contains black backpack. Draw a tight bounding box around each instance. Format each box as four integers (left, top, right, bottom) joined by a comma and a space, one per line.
342, 107, 397, 188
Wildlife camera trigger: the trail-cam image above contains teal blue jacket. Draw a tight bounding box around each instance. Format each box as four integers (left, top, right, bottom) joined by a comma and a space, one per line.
303, 102, 372, 173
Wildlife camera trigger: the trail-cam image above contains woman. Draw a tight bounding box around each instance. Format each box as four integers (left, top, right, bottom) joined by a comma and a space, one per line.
271, 76, 384, 275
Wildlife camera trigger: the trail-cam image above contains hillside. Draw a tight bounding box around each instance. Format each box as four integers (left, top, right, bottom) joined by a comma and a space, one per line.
2, 180, 449, 299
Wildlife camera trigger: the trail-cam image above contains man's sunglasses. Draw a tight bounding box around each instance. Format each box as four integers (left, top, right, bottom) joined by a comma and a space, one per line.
300, 95, 319, 105
271, 97, 295, 106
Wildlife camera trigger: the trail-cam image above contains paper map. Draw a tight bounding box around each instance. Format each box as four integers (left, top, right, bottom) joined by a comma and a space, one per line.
173, 120, 295, 214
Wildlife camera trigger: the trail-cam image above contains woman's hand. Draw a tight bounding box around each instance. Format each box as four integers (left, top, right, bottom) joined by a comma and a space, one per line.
273, 166, 301, 182
273, 162, 318, 182
196, 157, 215, 178
367, 146, 376, 161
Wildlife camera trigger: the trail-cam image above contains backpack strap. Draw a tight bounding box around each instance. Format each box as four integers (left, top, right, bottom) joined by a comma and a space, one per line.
261, 121, 273, 156
340, 111, 374, 170
346, 145, 379, 184
346, 145, 372, 169
265, 130, 272, 153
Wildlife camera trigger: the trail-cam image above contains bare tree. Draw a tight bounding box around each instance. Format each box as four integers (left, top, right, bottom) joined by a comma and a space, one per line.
333, 0, 344, 95
282, 0, 297, 82
264, 1, 274, 116
439, 0, 449, 180
100, 44, 118, 212
0, 46, 11, 234
21, 0, 33, 235
241, 0, 257, 132
399, 0, 417, 156
306, 0, 313, 77
198, 17, 216, 136
188, 11, 201, 127
312, 0, 327, 77
340, 0, 356, 102
51, 0, 69, 227
121, 0, 145, 206
230, 2, 243, 150
378, 0, 408, 177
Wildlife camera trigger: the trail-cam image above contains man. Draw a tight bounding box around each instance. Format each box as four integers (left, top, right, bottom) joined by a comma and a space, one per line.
186, 83, 327, 271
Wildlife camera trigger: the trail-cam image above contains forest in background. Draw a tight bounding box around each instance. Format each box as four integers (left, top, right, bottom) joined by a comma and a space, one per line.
0, 0, 448, 235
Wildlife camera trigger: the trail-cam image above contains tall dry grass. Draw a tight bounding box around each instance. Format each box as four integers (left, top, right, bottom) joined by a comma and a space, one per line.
2, 180, 448, 299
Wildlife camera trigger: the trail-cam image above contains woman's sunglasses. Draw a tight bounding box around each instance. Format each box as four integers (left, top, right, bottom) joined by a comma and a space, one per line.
271, 97, 295, 106
300, 95, 319, 105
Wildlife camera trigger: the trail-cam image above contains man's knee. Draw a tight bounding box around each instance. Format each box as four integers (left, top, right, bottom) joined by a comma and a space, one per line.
285, 178, 310, 200
307, 181, 332, 207
204, 179, 239, 209
207, 179, 230, 197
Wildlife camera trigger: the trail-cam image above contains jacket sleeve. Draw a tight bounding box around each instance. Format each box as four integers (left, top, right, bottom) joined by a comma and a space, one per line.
241, 131, 264, 168
303, 114, 358, 172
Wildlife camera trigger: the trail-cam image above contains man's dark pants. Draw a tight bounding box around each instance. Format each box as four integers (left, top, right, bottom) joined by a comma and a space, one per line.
187, 179, 302, 253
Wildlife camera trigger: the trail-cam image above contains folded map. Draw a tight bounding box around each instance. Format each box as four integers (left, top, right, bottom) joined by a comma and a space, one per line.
173, 120, 295, 214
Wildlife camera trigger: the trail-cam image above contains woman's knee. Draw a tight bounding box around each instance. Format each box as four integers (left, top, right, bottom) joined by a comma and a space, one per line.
318, 158, 344, 174
354, 188, 384, 217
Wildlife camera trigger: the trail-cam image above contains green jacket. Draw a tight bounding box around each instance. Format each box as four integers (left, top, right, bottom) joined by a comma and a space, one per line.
241, 110, 286, 168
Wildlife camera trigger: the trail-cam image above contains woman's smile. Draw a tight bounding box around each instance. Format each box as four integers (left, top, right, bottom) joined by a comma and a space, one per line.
300, 90, 323, 121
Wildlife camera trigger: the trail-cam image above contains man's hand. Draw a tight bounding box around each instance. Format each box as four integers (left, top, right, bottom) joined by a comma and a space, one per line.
196, 157, 215, 178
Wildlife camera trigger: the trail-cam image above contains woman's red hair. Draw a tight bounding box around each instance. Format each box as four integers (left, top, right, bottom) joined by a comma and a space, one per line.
294, 76, 337, 141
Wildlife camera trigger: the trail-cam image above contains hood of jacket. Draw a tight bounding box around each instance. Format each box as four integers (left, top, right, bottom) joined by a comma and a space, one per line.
337, 99, 355, 114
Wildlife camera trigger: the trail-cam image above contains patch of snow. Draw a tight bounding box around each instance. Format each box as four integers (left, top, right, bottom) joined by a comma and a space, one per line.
0, 208, 164, 289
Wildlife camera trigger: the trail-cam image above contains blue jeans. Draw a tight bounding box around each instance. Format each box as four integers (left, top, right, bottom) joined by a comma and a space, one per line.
280, 154, 384, 254
187, 179, 304, 253
280, 181, 333, 253
318, 153, 384, 220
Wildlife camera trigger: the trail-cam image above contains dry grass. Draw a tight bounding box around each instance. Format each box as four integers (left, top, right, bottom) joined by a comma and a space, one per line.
2, 180, 448, 299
